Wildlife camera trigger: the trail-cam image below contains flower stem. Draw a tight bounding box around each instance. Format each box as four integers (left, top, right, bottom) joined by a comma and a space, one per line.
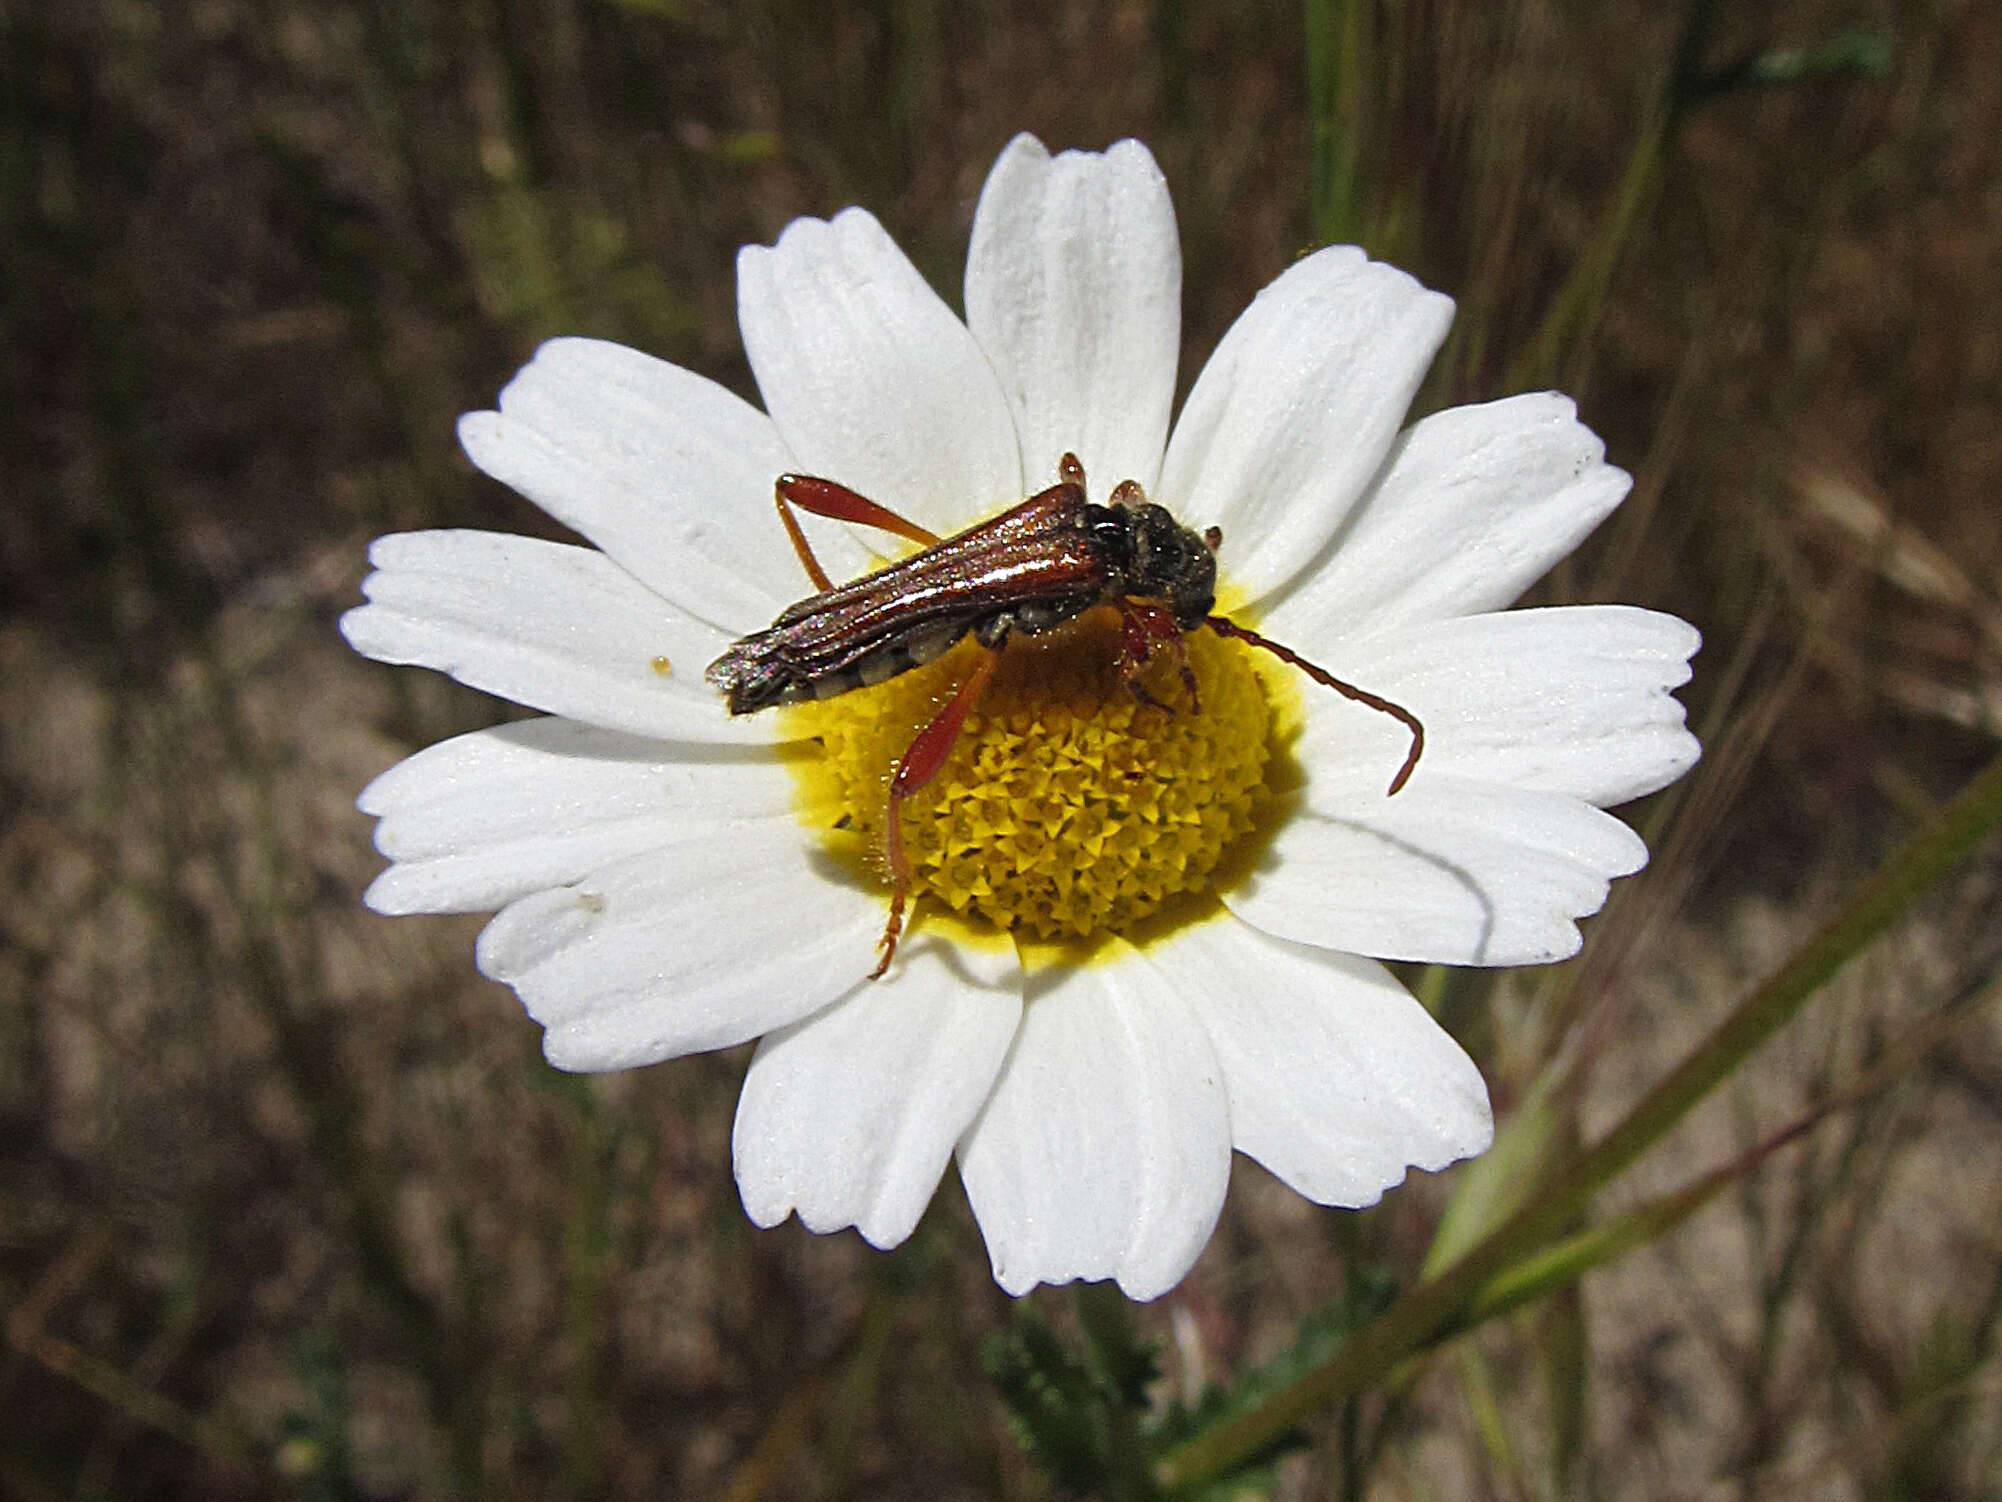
1155, 748, 2002, 1492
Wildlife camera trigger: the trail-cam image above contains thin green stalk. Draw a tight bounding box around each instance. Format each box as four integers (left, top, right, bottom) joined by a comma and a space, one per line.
822, 1291, 898, 1491
5, 1318, 257, 1476
721, 1298, 884, 1502
1503, 106, 1670, 394
1461, 968, 1996, 1327
1455, 1342, 1528, 1496
1156, 750, 2002, 1492
1504, 0, 1725, 392
1336, 1390, 1364, 1502
1548, 757, 2002, 1211
1074, 1281, 1159, 1502
1304, 0, 1369, 246
1541, 1283, 1590, 1491
563, 1080, 609, 1500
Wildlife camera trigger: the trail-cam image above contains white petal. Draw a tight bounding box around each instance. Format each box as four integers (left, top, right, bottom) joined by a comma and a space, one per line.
1226, 776, 1649, 966
964, 134, 1180, 496
734, 935, 1022, 1248
459, 338, 868, 632
1159, 246, 1454, 605
1139, 918, 1490, 1205
1282, 606, 1701, 808
475, 824, 883, 1071
1261, 392, 1631, 635
341, 531, 774, 744
957, 950, 1231, 1300
358, 718, 791, 915
737, 207, 1022, 537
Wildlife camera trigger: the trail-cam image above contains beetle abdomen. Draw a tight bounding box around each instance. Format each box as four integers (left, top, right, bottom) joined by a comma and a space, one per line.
709, 588, 1106, 716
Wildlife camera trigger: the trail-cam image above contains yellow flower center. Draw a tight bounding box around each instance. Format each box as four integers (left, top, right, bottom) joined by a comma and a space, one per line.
783, 607, 1277, 945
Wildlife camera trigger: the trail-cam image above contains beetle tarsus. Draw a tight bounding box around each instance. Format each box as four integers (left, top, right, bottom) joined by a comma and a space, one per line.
871, 890, 906, 981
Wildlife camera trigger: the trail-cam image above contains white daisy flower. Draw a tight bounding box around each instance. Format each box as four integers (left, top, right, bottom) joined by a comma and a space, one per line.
342, 134, 1700, 1300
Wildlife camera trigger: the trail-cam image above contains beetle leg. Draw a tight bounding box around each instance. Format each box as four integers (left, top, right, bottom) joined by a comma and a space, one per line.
775, 475, 942, 592
873, 645, 1002, 979
1115, 599, 1200, 715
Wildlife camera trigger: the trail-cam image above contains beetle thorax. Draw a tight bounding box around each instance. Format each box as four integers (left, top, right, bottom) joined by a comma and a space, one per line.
1086, 493, 1219, 629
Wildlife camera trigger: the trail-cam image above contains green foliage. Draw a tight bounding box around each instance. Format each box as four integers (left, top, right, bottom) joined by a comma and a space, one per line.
1874, 1305, 1994, 1502
986, 1271, 1407, 1498
1076, 1281, 1164, 1414
985, 1298, 1159, 1497
1147, 1269, 1398, 1498
1691, 32, 1895, 102
278, 1333, 364, 1502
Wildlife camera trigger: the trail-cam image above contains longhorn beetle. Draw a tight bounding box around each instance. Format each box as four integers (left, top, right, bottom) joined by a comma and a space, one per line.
706, 455, 1424, 978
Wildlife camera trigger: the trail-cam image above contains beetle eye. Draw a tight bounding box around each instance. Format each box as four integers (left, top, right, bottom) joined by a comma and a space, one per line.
1203, 526, 1222, 551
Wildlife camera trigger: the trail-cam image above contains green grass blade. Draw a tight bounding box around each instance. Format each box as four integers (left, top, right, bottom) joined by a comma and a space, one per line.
1304, 0, 1369, 246
1462, 965, 1995, 1328
1155, 750, 2002, 1493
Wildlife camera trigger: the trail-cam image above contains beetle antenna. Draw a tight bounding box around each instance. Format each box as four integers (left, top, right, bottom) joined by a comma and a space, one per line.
1205, 616, 1424, 795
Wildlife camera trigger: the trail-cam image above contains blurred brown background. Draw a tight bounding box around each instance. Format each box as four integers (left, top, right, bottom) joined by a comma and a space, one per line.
3, 1, 2000, 1497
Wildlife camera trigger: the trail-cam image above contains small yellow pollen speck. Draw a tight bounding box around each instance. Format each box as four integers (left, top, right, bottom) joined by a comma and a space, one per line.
650, 654, 674, 675
782, 608, 1282, 953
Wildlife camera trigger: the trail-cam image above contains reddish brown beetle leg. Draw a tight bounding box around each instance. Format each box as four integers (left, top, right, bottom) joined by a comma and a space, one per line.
775, 475, 941, 592
873, 647, 1002, 979
1116, 599, 1199, 714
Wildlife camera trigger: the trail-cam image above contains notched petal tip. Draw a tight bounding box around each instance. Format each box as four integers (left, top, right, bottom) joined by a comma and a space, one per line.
1103, 135, 1164, 172
993, 130, 1050, 167
1338, 1109, 1495, 1209
983, 1262, 1182, 1304
518, 332, 629, 372
986, 132, 1167, 197
335, 600, 374, 657
1666, 614, 1705, 663
540, 1023, 655, 1076
473, 888, 588, 985
989, 1257, 1040, 1299
1427, 1095, 1497, 1171
454, 408, 502, 462
756, 203, 890, 259
352, 753, 410, 819
486, 337, 655, 427
359, 867, 427, 917
732, 958, 1020, 1259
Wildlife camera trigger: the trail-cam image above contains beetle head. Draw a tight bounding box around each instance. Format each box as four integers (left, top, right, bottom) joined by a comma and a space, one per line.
1127, 503, 1218, 629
